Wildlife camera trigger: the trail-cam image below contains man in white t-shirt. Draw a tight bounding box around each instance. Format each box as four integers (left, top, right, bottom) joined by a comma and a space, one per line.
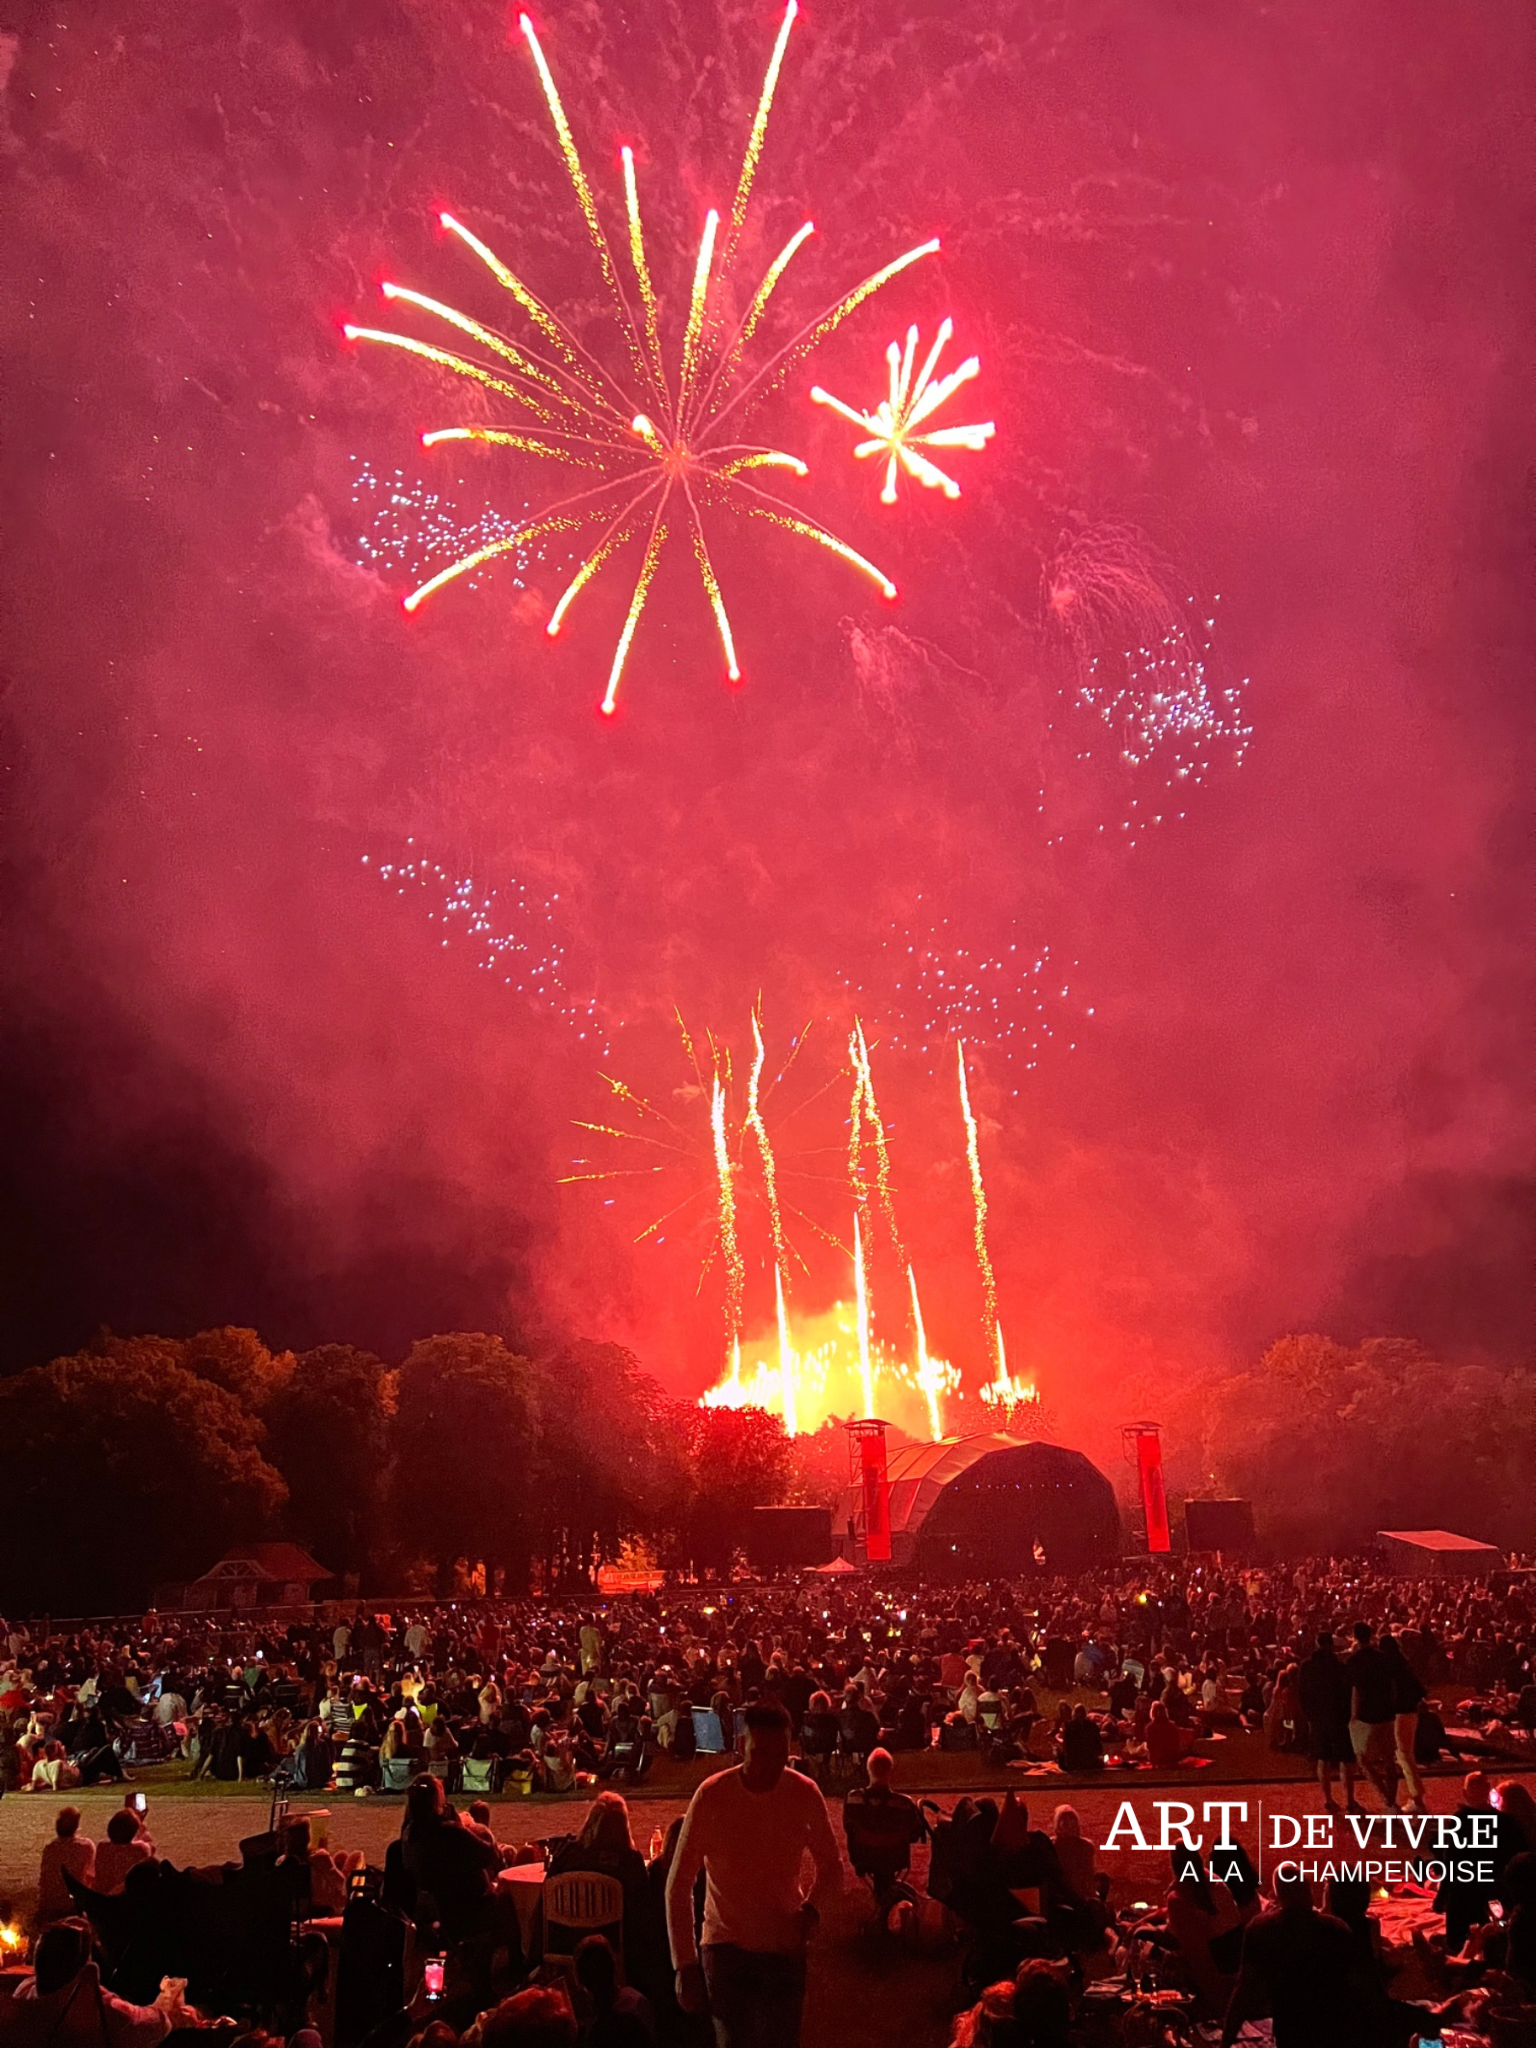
666, 1699, 841, 2047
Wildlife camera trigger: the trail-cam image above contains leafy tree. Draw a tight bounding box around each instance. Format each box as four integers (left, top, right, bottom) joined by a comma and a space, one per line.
176, 1325, 294, 1412
392, 1333, 539, 1593
533, 1341, 677, 1587
1259, 1333, 1354, 1398
0, 1348, 286, 1612
1191, 1335, 1536, 1551
267, 1344, 391, 1581
676, 1406, 794, 1573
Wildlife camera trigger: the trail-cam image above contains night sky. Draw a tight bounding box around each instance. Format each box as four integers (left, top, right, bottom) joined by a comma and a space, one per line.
3, 0, 1532, 1460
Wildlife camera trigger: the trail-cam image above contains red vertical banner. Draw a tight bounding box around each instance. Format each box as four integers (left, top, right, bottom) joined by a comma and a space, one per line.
1136, 1431, 1172, 1554
860, 1429, 891, 1561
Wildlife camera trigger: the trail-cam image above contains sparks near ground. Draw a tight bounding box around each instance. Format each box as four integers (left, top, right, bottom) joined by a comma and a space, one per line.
812, 319, 995, 503
570, 1009, 1043, 1440
957, 1038, 1039, 1425
342, 2, 943, 714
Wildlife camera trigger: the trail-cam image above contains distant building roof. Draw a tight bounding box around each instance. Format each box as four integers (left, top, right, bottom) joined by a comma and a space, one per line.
196, 1542, 332, 1585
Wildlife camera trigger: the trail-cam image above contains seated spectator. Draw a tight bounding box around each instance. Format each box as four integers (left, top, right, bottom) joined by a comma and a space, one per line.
948, 1981, 1013, 2048
573, 1933, 655, 2046
551, 1792, 648, 1978
463, 1799, 506, 1859
37, 1809, 95, 1924
334, 1720, 378, 1794
1049, 1807, 1097, 1903
425, 1713, 461, 1774
1165, 1849, 1241, 2012
381, 1710, 425, 1764
843, 1748, 927, 1906
599, 1703, 649, 1785
1144, 1699, 1193, 1768
291, 1719, 334, 1792
471, 1985, 577, 2048
1013, 1959, 1075, 2047
1107, 1669, 1140, 1718
63, 1707, 125, 1785
1219, 1873, 1373, 2048
1056, 1705, 1104, 1772
237, 1715, 277, 1782
0, 1921, 178, 2048
94, 1811, 153, 1897
27, 1742, 79, 1795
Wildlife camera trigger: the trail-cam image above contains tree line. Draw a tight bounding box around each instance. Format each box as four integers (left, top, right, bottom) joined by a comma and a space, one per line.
5, 1323, 1522, 1614
0, 1326, 822, 1614
1173, 1334, 1536, 1554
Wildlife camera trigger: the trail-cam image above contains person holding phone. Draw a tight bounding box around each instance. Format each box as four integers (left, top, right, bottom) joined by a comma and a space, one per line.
94, 1810, 153, 1897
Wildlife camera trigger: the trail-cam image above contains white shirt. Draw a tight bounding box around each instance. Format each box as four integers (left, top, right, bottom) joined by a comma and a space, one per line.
666, 1764, 842, 1963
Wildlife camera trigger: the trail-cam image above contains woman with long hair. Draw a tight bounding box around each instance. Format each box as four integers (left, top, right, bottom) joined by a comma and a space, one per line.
550, 1791, 648, 1980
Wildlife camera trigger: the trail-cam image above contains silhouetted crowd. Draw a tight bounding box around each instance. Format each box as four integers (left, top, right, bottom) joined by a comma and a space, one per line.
5, 1557, 1535, 1805
3, 1557, 1536, 2045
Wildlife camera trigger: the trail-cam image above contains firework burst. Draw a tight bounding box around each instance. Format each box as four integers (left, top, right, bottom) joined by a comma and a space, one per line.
344, 3, 942, 714
812, 318, 994, 503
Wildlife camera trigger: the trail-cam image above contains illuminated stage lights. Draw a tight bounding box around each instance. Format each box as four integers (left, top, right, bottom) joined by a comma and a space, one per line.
344, 2, 940, 713
811, 319, 995, 503
362, 849, 609, 1053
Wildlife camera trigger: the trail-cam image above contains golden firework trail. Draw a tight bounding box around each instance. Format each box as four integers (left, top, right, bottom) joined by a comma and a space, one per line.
813, 318, 994, 503
852, 1211, 876, 1420
748, 1007, 798, 1434
907, 1263, 944, 1443
849, 1018, 904, 1258
956, 1038, 1005, 1389
711, 1067, 745, 1352
345, 3, 941, 712
747, 1010, 789, 1267
775, 1264, 798, 1438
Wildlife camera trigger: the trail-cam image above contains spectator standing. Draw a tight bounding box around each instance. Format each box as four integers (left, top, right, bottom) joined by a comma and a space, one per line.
1380, 1632, 1427, 1813
1298, 1633, 1356, 1814
1344, 1624, 1398, 1808
666, 1700, 841, 2048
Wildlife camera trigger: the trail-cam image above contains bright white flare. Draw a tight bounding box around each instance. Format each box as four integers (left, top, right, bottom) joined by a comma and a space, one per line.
812, 317, 994, 503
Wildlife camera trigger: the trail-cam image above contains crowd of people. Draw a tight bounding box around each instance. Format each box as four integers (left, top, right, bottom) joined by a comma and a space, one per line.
2, 1556, 1535, 2046
4, 1555, 1535, 1807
